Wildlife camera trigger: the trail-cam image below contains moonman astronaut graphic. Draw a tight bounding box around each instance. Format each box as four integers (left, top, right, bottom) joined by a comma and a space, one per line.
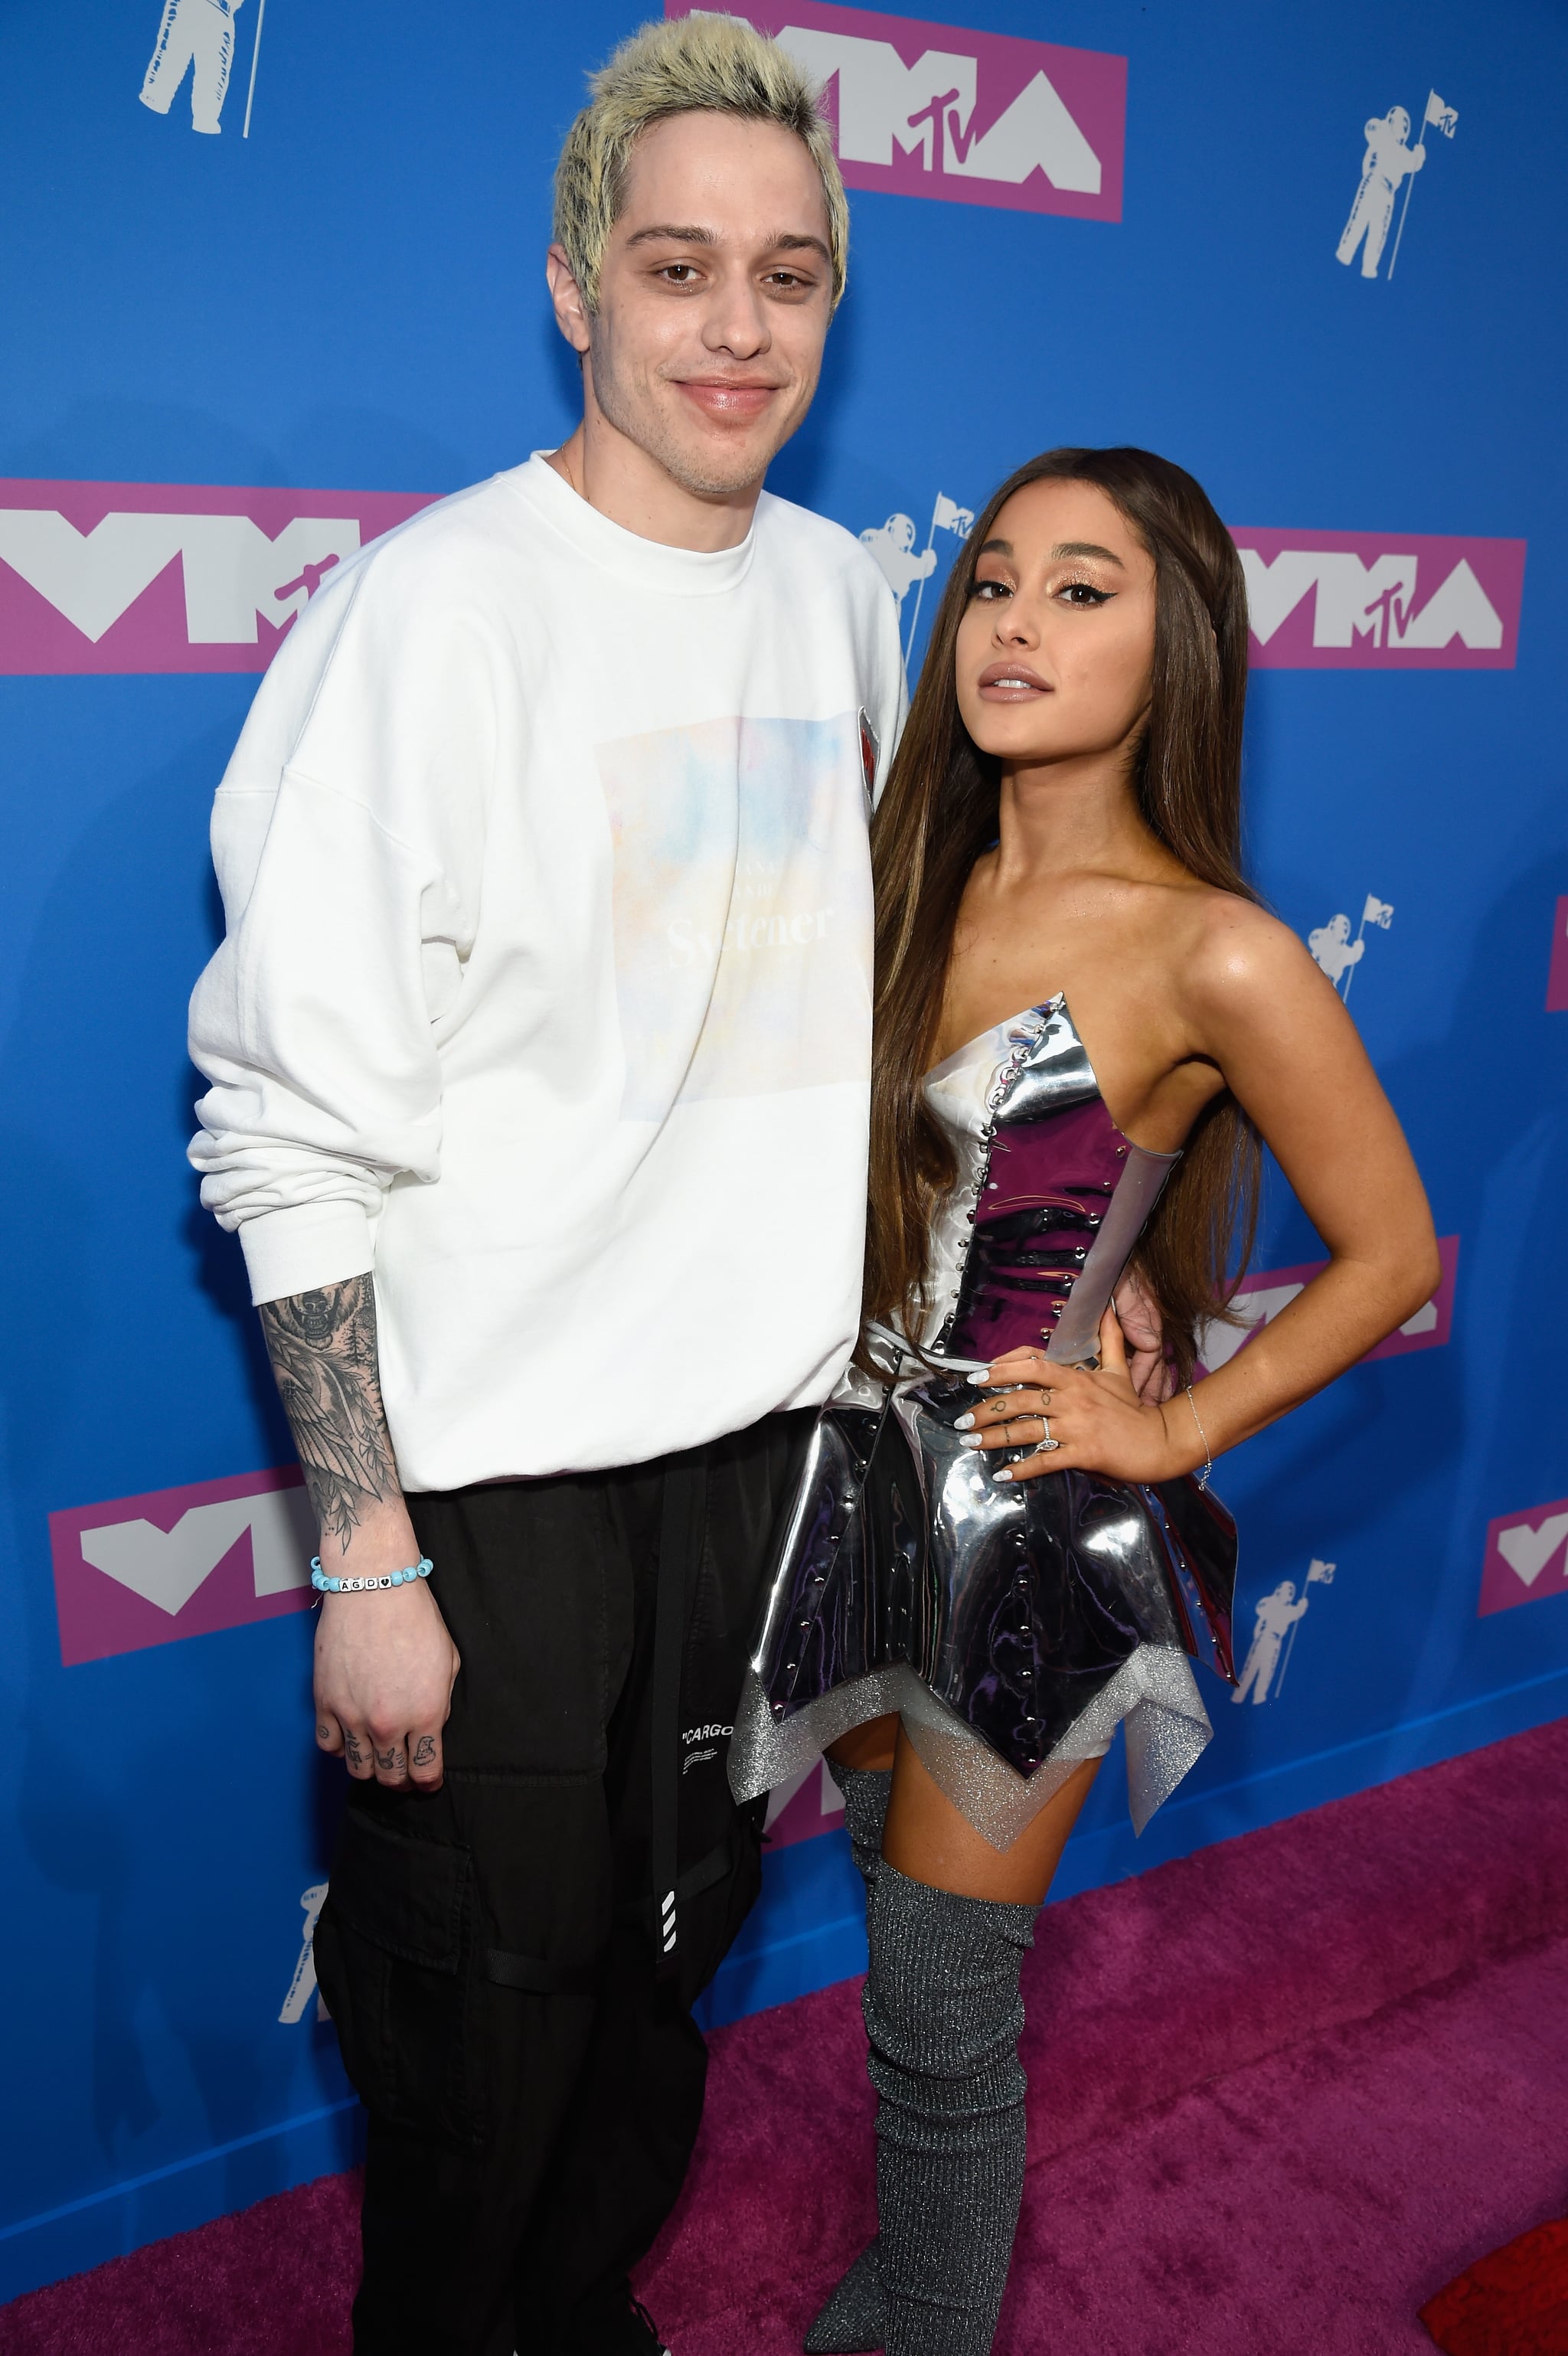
139, 0, 245, 136
1232, 1580, 1311, 1706
278, 1882, 328, 2024
1337, 107, 1425, 279
1307, 913, 1364, 988
858, 513, 937, 611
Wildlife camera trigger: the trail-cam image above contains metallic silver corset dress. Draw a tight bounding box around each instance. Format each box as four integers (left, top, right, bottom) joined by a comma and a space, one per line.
728, 998, 1240, 1851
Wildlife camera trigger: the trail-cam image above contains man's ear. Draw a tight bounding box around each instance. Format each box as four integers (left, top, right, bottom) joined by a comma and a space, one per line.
545, 243, 593, 357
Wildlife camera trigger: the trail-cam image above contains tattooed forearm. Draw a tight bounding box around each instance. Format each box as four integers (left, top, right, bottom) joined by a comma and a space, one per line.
259, 1276, 401, 1547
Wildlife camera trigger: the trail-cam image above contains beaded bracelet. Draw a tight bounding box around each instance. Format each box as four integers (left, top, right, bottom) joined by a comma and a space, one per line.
310, 1556, 434, 1595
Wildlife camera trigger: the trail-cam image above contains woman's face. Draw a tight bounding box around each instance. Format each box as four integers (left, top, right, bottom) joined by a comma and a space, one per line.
954, 478, 1158, 773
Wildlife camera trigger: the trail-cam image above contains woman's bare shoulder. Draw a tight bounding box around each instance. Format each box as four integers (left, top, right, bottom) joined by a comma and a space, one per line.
1176, 888, 1344, 1029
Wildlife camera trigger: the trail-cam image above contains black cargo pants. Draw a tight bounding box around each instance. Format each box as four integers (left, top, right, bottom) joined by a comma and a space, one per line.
312, 1412, 807, 2356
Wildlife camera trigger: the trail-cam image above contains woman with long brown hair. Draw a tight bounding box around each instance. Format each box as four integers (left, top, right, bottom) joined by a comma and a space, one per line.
730, 446, 1437, 2356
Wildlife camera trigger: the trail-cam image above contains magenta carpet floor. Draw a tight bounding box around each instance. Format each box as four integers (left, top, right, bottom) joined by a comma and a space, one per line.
5, 1720, 1568, 2355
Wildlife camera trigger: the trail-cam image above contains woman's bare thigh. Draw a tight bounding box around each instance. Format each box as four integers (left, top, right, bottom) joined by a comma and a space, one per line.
827, 1714, 900, 1773
882, 1722, 1102, 1906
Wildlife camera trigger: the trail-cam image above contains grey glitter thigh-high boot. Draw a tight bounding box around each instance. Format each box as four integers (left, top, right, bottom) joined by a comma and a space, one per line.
804, 1760, 893, 2355
864, 1863, 1036, 2356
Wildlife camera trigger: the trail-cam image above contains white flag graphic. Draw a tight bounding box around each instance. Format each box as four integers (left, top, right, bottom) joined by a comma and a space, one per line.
1424, 93, 1458, 137
1362, 895, 1394, 930
932, 493, 974, 538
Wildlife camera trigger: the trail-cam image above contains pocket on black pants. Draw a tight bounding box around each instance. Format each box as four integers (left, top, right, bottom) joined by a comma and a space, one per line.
314, 1803, 486, 2154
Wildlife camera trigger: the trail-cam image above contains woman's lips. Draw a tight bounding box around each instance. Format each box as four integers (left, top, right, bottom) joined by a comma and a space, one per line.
676, 380, 779, 420
975, 662, 1051, 699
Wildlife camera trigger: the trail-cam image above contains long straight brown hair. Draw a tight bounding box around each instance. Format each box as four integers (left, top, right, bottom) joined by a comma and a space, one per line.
864, 446, 1260, 1384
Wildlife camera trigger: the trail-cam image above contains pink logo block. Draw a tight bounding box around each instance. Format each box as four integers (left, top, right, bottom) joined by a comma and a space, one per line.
1547, 897, 1568, 1011
0, 480, 438, 675
764, 1756, 848, 1850
1479, 1498, 1568, 1619
668, 1, 1125, 221
51, 1466, 315, 1666
1197, 1235, 1458, 1377
1234, 529, 1525, 669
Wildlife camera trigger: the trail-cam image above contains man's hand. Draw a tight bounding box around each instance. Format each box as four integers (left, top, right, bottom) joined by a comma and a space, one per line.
1112, 1268, 1174, 1403
313, 1531, 461, 1792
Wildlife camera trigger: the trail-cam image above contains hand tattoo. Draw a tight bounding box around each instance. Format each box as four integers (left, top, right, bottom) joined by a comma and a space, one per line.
374, 1743, 406, 1774
316, 1722, 334, 1745
260, 1276, 400, 1547
344, 1732, 367, 1769
412, 1734, 436, 1767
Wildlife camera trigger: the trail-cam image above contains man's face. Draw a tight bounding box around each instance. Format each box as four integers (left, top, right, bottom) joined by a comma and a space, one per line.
566, 111, 835, 500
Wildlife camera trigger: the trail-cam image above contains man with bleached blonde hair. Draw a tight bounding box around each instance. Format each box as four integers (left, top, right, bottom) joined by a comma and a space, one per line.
188, 13, 901, 2354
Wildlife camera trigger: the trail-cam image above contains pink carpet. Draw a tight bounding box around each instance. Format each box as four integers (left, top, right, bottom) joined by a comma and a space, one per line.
5, 1720, 1568, 2356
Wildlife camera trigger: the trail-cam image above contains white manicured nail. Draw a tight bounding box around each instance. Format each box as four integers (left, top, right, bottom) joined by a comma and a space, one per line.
955, 1412, 975, 1430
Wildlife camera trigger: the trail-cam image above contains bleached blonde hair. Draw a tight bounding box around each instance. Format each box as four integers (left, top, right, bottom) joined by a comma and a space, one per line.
554, 15, 848, 312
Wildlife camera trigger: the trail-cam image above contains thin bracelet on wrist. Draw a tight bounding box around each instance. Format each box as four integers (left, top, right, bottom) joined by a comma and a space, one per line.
310, 1556, 434, 1596
1184, 1385, 1213, 1491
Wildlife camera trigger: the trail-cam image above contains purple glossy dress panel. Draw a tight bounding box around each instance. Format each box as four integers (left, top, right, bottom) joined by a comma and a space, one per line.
750, 999, 1239, 1785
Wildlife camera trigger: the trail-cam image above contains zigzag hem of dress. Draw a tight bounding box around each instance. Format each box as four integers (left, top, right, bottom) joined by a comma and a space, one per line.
728, 1642, 1213, 1853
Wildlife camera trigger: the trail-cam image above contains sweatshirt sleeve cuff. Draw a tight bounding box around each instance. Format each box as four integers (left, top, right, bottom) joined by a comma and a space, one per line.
239, 1202, 376, 1307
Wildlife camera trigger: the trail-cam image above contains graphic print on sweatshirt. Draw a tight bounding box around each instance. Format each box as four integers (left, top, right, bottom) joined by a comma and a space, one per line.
597, 712, 872, 1119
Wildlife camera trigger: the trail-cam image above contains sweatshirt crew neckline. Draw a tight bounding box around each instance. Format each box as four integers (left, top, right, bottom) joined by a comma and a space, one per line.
508, 450, 760, 597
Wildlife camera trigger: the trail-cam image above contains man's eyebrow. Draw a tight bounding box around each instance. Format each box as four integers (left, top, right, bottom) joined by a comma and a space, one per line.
766, 233, 832, 262
622, 225, 832, 263
623, 223, 720, 250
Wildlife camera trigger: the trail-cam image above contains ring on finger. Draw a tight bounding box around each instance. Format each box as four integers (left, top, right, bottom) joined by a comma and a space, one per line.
1040, 1413, 1060, 1452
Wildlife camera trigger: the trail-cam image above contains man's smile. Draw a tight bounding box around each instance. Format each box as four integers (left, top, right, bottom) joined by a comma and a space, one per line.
672, 376, 783, 420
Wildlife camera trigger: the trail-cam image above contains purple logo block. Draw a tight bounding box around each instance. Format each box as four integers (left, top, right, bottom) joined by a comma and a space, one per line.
1547, 897, 1568, 1012
51, 1466, 315, 1666
668, 1, 1125, 221
1479, 1498, 1568, 1619
1234, 528, 1525, 669
764, 1757, 848, 1850
0, 480, 437, 675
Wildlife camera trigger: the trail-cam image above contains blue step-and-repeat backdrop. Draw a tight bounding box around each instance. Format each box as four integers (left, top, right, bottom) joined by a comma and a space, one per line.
2, 0, 1565, 2303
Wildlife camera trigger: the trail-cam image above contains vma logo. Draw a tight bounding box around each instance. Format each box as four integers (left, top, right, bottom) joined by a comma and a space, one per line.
1236, 529, 1525, 669
51, 1466, 315, 1665
671, 2, 1125, 221
1479, 1500, 1568, 1619
0, 481, 436, 675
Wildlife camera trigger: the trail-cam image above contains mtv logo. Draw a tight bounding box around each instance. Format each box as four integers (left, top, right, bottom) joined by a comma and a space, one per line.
1196, 1235, 1459, 1375
1233, 528, 1526, 670
0, 481, 437, 675
51, 1466, 315, 1665
671, 2, 1125, 221
1479, 1498, 1568, 1618
763, 1755, 848, 1849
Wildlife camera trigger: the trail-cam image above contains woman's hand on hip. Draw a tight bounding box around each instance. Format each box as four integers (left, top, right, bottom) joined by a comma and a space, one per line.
957, 1307, 1197, 1486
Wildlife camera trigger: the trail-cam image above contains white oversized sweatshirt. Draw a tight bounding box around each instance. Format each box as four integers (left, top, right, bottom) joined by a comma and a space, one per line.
188, 456, 904, 1490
